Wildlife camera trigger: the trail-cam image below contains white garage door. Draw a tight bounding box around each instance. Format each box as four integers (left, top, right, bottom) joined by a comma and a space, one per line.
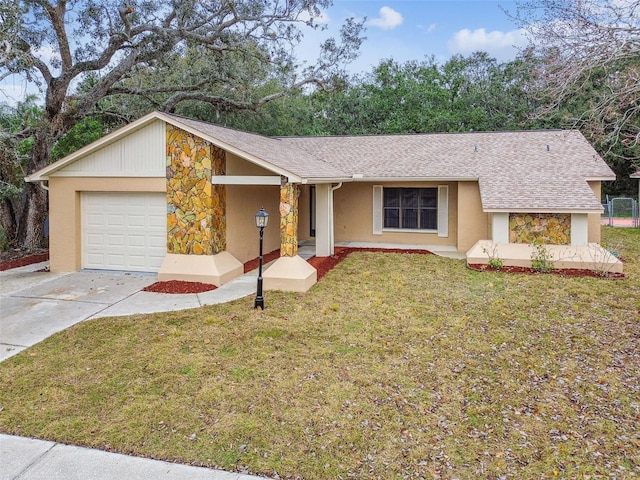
82, 192, 166, 272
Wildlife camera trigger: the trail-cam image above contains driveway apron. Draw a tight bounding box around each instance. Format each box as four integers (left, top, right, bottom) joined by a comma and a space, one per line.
0, 265, 156, 361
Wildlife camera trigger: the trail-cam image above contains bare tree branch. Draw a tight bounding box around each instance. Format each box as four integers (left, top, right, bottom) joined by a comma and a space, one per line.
510, 0, 640, 158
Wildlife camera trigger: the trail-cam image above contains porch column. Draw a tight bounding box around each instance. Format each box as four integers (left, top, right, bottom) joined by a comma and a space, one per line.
280, 181, 299, 257
315, 184, 332, 257
158, 125, 242, 285
263, 180, 317, 292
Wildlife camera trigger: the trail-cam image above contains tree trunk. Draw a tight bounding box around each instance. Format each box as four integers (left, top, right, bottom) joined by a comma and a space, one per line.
16, 183, 48, 250
16, 129, 54, 250
0, 198, 19, 248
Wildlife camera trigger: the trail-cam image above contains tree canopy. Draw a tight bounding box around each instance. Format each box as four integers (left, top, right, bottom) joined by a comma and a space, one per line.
1, 0, 638, 251
510, 0, 640, 163
0, 0, 364, 248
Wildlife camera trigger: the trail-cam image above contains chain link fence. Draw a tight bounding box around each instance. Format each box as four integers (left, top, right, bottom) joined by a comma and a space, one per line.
602, 196, 639, 227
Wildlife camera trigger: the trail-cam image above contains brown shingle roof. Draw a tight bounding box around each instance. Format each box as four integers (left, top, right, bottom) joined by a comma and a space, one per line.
279, 130, 614, 211
30, 111, 612, 213
165, 114, 349, 180
171, 117, 614, 211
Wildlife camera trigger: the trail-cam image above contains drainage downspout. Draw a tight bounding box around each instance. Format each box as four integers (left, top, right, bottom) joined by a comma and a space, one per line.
39, 181, 49, 191
329, 182, 342, 255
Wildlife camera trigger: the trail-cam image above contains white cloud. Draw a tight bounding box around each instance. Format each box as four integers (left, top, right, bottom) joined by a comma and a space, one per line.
33, 44, 61, 70
418, 23, 437, 33
298, 8, 330, 26
366, 6, 403, 30
448, 28, 528, 61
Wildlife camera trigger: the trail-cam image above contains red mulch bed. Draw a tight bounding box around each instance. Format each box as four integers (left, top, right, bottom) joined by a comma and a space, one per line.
144, 249, 283, 294
142, 280, 217, 294
0, 252, 49, 271
243, 249, 281, 273
467, 263, 625, 279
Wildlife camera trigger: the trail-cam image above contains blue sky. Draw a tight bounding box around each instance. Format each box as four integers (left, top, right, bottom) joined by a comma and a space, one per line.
301, 0, 528, 73
1, 1, 528, 106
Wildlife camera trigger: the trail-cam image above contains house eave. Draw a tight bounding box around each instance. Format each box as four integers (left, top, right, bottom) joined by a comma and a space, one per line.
585, 176, 616, 182
301, 177, 352, 184
354, 176, 478, 183
26, 111, 305, 184
484, 207, 604, 214
25, 173, 48, 182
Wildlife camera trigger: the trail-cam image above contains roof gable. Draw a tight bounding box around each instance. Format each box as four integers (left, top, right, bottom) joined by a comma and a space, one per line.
51, 118, 166, 178
26, 111, 343, 182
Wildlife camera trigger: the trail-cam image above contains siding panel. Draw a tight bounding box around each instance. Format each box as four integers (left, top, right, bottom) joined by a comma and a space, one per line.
55, 120, 165, 177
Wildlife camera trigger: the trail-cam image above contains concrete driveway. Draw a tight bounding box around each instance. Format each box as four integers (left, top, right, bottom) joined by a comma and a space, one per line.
0, 262, 256, 361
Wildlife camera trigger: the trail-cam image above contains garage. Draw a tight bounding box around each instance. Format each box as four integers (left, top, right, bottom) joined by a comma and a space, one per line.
81, 192, 166, 272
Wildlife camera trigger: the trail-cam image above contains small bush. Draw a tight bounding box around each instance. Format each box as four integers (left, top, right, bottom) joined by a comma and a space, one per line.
530, 240, 554, 272
488, 257, 504, 270
482, 244, 504, 270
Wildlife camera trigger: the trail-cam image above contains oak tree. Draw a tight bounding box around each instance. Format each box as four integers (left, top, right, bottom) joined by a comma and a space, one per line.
0, 0, 363, 249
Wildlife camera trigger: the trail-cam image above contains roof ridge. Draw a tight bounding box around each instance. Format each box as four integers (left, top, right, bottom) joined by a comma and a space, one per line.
163, 111, 281, 142
276, 128, 570, 140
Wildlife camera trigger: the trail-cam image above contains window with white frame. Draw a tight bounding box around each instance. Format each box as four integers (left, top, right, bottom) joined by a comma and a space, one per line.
372, 185, 448, 237
383, 188, 437, 230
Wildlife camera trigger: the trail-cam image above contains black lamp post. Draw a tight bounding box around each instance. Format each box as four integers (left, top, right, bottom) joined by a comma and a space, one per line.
254, 207, 269, 310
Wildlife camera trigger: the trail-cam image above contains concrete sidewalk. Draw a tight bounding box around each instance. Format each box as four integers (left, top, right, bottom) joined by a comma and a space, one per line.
0, 434, 266, 480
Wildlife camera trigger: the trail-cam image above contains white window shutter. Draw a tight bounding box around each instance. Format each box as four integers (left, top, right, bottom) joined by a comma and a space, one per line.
437, 185, 449, 237
372, 185, 383, 235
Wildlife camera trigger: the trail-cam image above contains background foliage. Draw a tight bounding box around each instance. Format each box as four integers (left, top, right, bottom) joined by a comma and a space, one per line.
1, 0, 638, 250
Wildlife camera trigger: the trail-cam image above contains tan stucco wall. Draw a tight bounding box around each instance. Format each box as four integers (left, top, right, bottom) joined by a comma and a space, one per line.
588, 181, 602, 243
47, 176, 165, 272
457, 181, 489, 252
225, 153, 280, 263
326, 182, 459, 247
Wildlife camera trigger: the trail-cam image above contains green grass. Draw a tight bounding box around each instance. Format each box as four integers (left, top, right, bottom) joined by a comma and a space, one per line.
1, 227, 639, 479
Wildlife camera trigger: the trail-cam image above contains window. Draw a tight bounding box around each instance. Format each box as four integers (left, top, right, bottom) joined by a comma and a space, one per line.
383, 188, 437, 230
372, 185, 448, 237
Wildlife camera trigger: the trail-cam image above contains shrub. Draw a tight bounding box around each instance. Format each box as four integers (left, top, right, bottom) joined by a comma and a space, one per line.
530, 240, 554, 272
482, 244, 504, 270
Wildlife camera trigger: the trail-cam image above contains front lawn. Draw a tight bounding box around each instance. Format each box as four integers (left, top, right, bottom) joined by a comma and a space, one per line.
1, 228, 638, 479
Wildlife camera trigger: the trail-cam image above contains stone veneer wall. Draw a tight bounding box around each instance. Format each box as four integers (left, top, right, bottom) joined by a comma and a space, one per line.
280, 182, 299, 257
166, 125, 226, 255
509, 213, 571, 245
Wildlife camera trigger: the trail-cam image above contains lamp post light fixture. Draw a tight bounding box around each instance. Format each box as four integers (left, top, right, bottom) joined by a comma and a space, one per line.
254, 207, 269, 310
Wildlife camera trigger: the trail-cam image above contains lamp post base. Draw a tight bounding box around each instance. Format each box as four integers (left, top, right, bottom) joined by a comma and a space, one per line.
254, 296, 264, 310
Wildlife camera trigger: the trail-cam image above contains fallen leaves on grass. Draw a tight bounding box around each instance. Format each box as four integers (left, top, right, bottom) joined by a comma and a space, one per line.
0, 228, 638, 479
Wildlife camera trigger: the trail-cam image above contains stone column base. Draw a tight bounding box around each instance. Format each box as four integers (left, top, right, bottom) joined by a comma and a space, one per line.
263, 255, 317, 292
158, 251, 243, 286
